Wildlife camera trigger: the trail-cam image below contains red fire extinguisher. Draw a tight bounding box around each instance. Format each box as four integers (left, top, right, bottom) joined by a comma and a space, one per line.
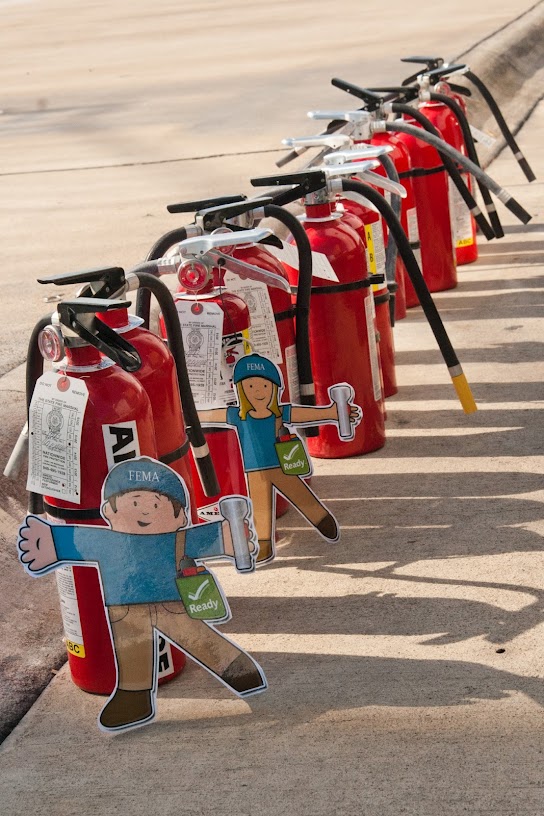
151, 227, 294, 520
400, 55, 537, 183
146, 196, 318, 518
251, 169, 387, 458
27, 298, 170, 694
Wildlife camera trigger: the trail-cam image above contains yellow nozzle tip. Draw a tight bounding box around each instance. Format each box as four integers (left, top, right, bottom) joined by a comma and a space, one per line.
451, 372, 477, 414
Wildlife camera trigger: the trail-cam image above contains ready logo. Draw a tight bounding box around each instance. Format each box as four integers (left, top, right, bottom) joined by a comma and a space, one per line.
175, 569, 228, 621
275, 436, 310, 477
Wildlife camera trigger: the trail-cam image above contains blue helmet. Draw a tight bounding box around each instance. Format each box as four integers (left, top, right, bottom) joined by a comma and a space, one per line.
102, 456, 188, 507
233, 353, 282, 387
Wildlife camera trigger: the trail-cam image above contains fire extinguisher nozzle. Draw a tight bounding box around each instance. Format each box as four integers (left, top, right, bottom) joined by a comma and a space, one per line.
451, 371, 478, 414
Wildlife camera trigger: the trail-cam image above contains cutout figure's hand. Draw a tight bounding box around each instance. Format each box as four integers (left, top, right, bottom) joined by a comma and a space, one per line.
222, 520, 255, 557
347, 402, 362, 426
18, 516, 57, 572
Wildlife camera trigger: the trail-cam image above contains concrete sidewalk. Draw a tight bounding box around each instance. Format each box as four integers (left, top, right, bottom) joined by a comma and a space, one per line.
1, 71, 543, 816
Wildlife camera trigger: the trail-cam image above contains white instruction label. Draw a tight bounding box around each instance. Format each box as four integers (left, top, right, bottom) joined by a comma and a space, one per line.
406, 207, 423, 270
56, 565, 85, 657
176, 299, 224, 409
469, 125, 497, 150
223, 271, 283, 364
27, 372, 88, 504
448, 177, 474, 249
365, 295, 382, 402
268, 240, 339, 282
365, 221, 386, 283
310, 252, 339, 282
284, 344, 300, 404
219, 331, 250, 406
268, 241, 300, 269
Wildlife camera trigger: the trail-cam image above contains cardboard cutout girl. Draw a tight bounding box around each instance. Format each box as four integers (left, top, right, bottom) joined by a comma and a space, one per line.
17, 456, 266, 733
198, 353, 362, 563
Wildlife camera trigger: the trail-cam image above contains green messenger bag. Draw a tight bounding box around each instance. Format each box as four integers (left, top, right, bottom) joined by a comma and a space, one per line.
175, 558, 229, 623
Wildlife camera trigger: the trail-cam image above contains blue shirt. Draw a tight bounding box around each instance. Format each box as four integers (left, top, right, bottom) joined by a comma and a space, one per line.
51, 523, 223, 606
226, 404, 292, 471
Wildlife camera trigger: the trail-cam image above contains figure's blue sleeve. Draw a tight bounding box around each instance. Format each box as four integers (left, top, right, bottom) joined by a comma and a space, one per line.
226, 406, 239, 427
282, 404, 292, 423
185, 522, 224, 559
51, 525, 112, 563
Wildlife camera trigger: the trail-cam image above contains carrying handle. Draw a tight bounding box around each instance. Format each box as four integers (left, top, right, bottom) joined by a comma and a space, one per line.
166, 194, 246, 214
57, 298, 142, 372
38, 266, 126, 299
330, 78, 384, 111
251, 170, 329, 207
282, 133, 352, 151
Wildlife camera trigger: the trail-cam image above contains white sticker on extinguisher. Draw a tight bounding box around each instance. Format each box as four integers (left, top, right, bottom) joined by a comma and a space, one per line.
218, 330, 250, 407
175, 299, 224, 409
268, 242, 339, 282
196, 501, 222, 524
364, 295, 382, 402
406, 207, 423, 270
284, 344, 300, 404
157, 635, 175, 680
102, 420, 141, 471
364, 222, 386, 282
223, 271, 283, 365
27, 372, 88, 504
448, 176, 474, 249
469, 125, 497, 150
56, 565, 86, 658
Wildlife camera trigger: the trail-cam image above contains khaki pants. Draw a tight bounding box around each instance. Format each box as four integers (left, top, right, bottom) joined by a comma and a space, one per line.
247, 467, 327, 542
108, 602, 242, 691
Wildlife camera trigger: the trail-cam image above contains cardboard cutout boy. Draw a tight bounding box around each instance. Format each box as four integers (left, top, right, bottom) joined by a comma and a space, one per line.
17, 456, 266, 733
198, 353, 362, 563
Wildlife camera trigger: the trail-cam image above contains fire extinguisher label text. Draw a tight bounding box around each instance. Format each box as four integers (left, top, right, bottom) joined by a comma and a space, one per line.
27, 372, 88, 504
102, 421, 141, 471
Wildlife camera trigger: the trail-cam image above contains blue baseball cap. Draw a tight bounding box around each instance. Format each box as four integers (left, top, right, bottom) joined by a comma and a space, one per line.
102, 457, 187, 507
233, 353, 282, 386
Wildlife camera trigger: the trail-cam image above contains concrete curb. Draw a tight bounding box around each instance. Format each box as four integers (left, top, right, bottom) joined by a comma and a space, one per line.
454, 0, 544, 167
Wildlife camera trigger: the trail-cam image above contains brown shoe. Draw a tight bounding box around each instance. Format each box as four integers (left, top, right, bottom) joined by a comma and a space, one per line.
99, 688, 154, 730
220, 653, 267, 696
256, 538, 274, 563
316, 513, 339, 542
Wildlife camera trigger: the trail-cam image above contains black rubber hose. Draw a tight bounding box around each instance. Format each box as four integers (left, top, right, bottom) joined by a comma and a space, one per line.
378, 119, 532, 225
130, 267, 220, 497
262, 204, 318, 437
341, 179, 476, 414
26, 316, 51, 514
135, 227, 189, 328
430, 91, 504, 238
464, 70, 536, 182
390, 103, 495, 240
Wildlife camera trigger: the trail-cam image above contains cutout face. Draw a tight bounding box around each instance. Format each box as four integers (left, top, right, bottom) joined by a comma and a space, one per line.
102, 491, 186, 534
242, 377, 273, 408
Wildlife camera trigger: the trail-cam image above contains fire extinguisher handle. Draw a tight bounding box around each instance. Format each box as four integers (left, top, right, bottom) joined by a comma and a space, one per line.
330, 78, 383, 111
426, 64, 468, 81
198, 197, 273, 232
166, 194, 247, 214
37, 266, 127, 300
400, 55, 445, 86
57, 298, 142, 373
251, 170, 328, 207
365, 85, 420, 103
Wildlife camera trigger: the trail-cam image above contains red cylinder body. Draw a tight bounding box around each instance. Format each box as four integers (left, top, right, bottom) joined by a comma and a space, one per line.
166, 289, 251, 520
391, 115, 457, 297
45, 343, 185, 693
419, 91, 478, 266
285, 200, 386, 457
335, 200, 396, 398
217, 243, 299, 518
366, 133, 422, 310
100, 308, 196, 518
